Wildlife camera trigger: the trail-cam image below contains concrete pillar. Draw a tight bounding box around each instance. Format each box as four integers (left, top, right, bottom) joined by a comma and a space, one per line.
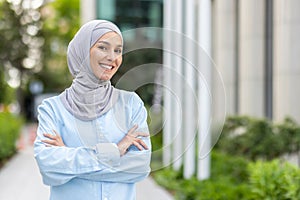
171, 0, 184, 171
273, 0, 300, 123
162, 0, 173, 168
80, 0, 96, 24
183, 0, 196, 179
238, 0, 265, 117
197, 0, 212, 181
212, 0, 237, 116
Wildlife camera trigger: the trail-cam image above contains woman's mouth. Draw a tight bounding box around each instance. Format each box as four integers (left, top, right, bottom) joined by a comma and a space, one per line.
100, 64, 113, 70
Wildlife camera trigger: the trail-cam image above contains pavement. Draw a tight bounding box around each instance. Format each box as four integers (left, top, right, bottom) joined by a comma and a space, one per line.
0, 124, 174, 200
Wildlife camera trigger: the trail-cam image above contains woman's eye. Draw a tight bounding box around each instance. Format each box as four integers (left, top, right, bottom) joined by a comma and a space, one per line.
115, 49, 122, 54
98, 46, 107, 51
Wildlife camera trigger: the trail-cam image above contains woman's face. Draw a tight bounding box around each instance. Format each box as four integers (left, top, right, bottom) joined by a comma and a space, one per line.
90, 31, 123, 81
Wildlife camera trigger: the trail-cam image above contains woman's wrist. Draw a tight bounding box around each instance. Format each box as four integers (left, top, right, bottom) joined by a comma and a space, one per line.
117, 142, 128, 156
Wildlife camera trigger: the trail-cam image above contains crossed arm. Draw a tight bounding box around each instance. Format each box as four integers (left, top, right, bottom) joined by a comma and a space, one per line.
35, 126, 151, 186
42, 124, 149, 156
34, 98, 151, 186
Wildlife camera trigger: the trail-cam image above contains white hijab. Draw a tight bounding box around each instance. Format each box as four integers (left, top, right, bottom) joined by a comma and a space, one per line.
60, 20, 122, 120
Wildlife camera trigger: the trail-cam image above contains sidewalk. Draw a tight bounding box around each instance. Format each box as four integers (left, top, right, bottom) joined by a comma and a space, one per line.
0, 124, 174, 200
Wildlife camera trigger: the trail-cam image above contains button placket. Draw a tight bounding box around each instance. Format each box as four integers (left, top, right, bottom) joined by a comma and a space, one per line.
96, 118, 107, 143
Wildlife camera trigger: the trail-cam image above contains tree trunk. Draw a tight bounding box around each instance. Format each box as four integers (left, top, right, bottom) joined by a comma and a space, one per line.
16, 71, 25, 118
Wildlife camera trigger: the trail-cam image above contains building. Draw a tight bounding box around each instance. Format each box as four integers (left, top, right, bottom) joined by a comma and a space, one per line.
81, 0, 300, 179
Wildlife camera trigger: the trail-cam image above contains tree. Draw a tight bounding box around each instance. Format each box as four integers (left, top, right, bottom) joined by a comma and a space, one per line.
36, 0, 80, 93
0, 0, 44, 115
0, 0, 79, 117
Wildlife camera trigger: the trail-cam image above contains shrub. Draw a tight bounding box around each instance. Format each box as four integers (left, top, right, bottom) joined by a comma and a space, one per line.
248, 160, 300, 200
153, 150, 300, 200
216, 116, 299, 161
152, 115, 300, 199
0, 112, 23, 164
152, 151, 251, 200
275, 117, 300, 156
153, 167, 181, 193
195, 178, 250, 200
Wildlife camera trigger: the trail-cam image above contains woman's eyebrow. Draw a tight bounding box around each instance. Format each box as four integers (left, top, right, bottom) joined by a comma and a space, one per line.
98, 41, 123, 48
98, 41, 110, 45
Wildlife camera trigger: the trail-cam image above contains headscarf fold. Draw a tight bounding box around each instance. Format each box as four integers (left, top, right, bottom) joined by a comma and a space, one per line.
60, 20, 123, 120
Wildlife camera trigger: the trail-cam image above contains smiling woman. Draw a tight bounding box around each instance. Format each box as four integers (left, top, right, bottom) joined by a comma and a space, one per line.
34, 20, 151, 200
90, 31, 123, 81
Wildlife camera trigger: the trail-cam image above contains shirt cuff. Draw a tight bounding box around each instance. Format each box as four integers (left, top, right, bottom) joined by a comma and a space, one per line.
95, 143, 121, 167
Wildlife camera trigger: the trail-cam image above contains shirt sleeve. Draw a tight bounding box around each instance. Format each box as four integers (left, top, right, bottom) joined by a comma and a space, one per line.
34, 99, 121, 186
79, 137, 151, 183
130, 92, 150, 134
35, 94, 151, 185
78, 93, 152, 183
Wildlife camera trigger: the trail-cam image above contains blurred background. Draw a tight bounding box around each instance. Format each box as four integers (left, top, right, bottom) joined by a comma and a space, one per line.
1, 0, 300, 199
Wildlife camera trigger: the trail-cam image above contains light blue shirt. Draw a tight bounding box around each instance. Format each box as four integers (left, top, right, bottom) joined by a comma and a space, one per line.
34, 90, 151, 200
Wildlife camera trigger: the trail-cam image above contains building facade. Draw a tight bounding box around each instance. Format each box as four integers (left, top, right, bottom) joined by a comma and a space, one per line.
81, 0, 300, 179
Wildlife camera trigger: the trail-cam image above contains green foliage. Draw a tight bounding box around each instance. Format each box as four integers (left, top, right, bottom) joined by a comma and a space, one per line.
216, 116, 299, 160
174, 172, 250, 200
0, 66, 15, 105
153, 151, 251, 200
195, 178, 250, 200
210, 151, 249, 183
152, 116, 300, 199
0, 68, 8, 104
0, 0, 44, 115
153, 167, 181, 192
0, 1, 27, 71
153, 151, 300, 200
36, 0, 80, 93
275, 117, 300, 155
248, 160, 300, 200
0, 112, 23, 163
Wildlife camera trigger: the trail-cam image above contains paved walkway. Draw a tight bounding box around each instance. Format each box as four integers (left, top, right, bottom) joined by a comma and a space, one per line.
0, 124, 173, 200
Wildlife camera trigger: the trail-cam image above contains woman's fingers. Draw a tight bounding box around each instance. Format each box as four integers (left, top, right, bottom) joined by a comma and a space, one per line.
128, 135, 149, 150
43, 133, 56, 140
128, 124, 149, 138
127, 124, 138, 136
42, 130, 65, 147
135, 132, 150, 137
132, 140, 144, 151
134, 138, 149, 150
118, 130, 149, 156
42, 139, 57, 146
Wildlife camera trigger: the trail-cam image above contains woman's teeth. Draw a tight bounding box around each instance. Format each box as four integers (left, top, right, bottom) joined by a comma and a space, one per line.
100, 64, 113, 70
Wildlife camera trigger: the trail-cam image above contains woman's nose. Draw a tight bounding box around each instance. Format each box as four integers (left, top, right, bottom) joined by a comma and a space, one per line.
106, 50, 116, 61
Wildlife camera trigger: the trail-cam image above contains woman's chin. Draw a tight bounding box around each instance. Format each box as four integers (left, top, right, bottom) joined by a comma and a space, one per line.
99, 75, 111, 81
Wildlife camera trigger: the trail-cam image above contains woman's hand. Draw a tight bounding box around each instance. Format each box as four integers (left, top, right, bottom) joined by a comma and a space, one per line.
42, 130, 65, 147
117, 124, 149, 156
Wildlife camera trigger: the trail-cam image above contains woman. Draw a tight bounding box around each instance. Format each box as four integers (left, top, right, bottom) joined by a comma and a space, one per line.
34, 20, 151, 200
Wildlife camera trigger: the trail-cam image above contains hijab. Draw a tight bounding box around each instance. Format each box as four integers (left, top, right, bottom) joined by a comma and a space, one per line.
60, 20, 122, 120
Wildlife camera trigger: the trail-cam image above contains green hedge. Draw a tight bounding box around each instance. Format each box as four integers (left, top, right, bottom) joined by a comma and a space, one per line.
153, 151, 251, 200
152, 115, 300, 199
248, 160, 300, 200
0, 112, 23, 164
153, 151, 300, 200
215, 116, 300, 161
